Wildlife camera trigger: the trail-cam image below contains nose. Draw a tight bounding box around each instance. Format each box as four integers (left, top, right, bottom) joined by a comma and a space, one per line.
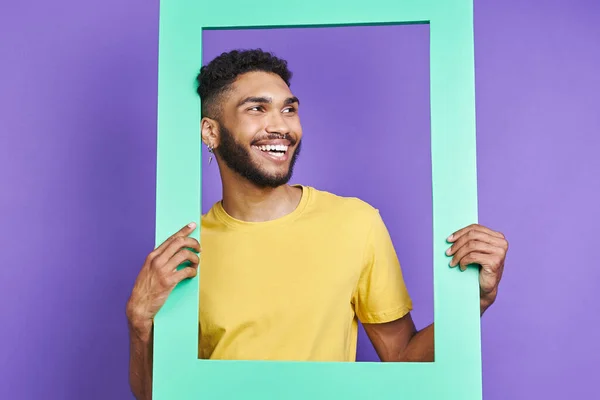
265, 111, 291, 135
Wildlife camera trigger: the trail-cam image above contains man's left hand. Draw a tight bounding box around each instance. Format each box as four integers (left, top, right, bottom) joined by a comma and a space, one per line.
446, 224, 509, 315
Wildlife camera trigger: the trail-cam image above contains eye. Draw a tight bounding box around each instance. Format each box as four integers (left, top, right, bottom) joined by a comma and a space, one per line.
247, 106, 264, 112
282, 106, 297, 114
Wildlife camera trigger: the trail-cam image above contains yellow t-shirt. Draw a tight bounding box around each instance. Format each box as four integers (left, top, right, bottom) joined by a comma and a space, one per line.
198, 185, 412, 361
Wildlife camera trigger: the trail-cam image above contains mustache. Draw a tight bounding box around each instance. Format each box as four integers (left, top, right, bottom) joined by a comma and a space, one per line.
251, 133, 297, 146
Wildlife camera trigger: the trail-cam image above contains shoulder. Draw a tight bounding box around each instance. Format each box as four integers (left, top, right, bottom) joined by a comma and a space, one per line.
200, 202, 223, 230
303, 185, 381, 225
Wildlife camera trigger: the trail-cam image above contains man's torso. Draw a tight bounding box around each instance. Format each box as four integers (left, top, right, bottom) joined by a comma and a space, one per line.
198, 185, 411, 361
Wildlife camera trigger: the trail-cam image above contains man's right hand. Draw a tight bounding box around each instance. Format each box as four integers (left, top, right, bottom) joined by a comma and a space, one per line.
126, 222, 201, 340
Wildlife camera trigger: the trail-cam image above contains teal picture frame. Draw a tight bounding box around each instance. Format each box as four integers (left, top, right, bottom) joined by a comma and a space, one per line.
153, 0, 481, 399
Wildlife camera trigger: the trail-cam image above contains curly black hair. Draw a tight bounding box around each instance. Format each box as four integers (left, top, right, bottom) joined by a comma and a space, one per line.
196, 49, 293, 119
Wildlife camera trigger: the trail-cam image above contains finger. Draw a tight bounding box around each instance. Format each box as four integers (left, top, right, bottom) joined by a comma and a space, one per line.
172, 266, 198, 283
153, 222, 198, 255
163, 248, 200, 272
156, 236, 201, 264
446, 230, 506, 256
448, 224, 504, 242
449, 241, 501, 267
457, 251, 493, 271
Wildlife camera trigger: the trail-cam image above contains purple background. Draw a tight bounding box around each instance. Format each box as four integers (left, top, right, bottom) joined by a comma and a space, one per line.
1, 1, 599, 399
201, 24, 434, 354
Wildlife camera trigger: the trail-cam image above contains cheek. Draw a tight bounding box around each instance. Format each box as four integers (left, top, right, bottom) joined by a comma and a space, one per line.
288, 117, 303, 135
231, 119, 262, 142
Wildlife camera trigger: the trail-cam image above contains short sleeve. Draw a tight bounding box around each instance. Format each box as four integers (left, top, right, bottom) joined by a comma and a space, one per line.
352, 209, 413, 324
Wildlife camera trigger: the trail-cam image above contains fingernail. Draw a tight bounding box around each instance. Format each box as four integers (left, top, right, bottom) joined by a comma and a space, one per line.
447, 234, 453, 242
445, 247, 452, 256
188, 222, 196, 229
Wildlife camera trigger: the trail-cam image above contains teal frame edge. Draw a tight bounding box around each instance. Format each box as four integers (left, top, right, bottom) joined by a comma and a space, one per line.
153, 1, 481, 399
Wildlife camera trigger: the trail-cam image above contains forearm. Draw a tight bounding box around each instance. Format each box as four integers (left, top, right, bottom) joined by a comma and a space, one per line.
128, 319, 154, 400
401, 294, 492, 362
400, 323, 434, 362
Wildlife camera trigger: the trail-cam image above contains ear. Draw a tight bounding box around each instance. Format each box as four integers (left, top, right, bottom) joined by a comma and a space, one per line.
201, 117, 220, 149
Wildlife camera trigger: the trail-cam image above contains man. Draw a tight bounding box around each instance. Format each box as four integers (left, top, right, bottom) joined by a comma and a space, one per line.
126, 49, 508, 399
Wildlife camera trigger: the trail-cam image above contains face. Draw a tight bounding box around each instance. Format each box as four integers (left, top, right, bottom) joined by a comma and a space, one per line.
205, 71, 303, 188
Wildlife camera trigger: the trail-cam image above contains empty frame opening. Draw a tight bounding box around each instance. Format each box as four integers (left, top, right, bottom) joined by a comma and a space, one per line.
197, 23, 433, 362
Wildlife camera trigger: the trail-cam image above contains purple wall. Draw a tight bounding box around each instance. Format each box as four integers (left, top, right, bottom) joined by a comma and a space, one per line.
201, 24, 434, 359
1, 1, 599, 399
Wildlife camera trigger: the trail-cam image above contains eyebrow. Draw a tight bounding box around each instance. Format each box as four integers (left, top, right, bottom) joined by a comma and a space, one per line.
237, 96, 300, 107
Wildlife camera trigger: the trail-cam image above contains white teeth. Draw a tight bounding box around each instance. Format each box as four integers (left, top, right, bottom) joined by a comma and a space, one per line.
256, 144, 288, 152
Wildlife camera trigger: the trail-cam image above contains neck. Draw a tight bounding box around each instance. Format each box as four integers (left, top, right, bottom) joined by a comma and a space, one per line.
220, 171, 302, 223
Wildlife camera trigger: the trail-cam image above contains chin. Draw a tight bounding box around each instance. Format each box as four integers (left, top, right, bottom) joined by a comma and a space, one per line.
250, 167, 293, 188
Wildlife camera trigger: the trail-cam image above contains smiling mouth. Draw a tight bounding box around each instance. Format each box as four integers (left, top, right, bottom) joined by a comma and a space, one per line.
252, 144, 289, 158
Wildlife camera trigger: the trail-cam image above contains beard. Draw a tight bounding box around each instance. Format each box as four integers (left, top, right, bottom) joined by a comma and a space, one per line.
216, 124, 302, 188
